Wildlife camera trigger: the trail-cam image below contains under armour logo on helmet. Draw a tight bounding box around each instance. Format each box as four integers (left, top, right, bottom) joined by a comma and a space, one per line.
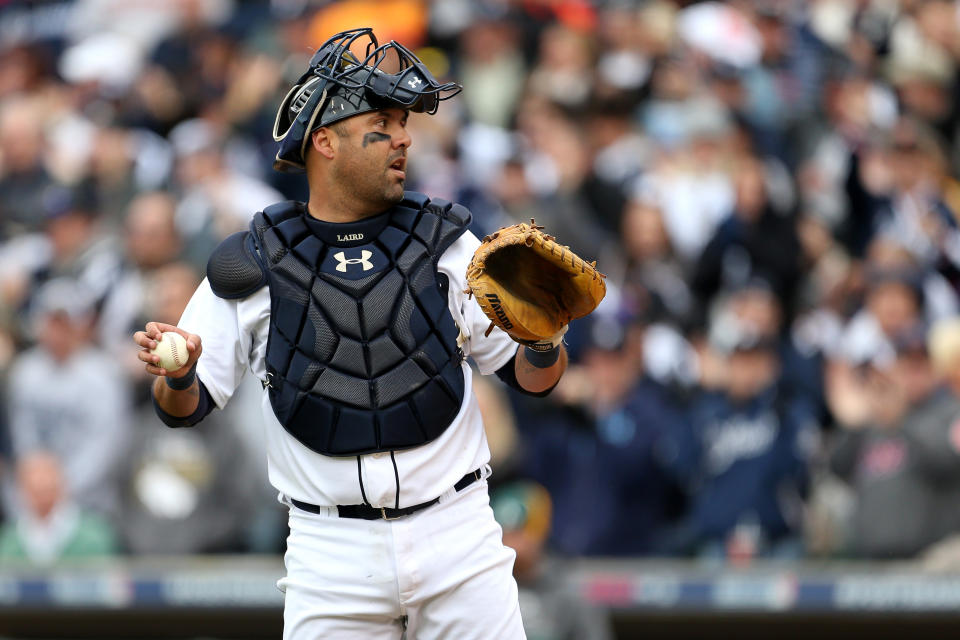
407, 76, 422, 89
329, 97, 346, 113
334, 250, 374, 272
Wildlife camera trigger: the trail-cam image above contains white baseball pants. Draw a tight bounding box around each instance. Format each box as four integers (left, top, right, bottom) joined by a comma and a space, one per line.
278, 479, 526, 639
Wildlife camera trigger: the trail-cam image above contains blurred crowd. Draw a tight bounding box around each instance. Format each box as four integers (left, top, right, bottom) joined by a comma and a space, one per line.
2, 0, 960, 577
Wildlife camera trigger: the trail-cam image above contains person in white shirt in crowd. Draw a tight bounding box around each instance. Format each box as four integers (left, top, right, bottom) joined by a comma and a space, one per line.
7, 278, 131, 520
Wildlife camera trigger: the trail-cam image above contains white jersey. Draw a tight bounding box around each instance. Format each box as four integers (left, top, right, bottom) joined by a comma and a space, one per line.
178, 229, 517, 509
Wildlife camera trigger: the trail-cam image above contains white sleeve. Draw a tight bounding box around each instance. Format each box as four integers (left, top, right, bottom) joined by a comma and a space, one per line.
7, 357, 45, 454
439, 230, 517, 376
177, 278, 251, 409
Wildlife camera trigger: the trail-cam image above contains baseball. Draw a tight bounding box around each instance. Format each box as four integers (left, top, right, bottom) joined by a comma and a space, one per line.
151, 331, 189, 372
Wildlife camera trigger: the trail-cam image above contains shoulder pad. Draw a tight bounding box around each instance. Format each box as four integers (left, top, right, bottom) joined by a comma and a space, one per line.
206, 231, 267, 300
423, 198, 472, 256
401, 191, 430, 209
423, 197, 472, 227
261, 200, 303, 225
445, 201, 472, 227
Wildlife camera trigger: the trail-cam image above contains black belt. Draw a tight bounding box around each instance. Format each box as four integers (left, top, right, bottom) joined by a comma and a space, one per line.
290, 468, 483, 521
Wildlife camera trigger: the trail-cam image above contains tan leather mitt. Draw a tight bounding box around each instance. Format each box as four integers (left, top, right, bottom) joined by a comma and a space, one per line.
465, 220, 607, 344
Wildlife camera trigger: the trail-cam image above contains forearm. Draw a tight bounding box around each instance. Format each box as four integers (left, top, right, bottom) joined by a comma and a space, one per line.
152, 375, 201, 417
514, 345, 567, 393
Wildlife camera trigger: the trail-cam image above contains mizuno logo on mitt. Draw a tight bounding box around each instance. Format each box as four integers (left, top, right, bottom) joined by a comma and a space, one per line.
484, 293, 513, 329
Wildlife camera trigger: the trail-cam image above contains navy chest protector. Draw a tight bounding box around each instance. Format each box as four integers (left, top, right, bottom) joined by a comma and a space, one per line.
207, 192, 470, 456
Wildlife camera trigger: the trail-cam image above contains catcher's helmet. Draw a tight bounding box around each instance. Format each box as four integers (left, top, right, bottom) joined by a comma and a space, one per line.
272, 27, 461, 173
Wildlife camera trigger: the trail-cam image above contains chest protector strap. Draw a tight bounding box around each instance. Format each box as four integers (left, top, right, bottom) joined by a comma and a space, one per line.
249, 192, 470, 456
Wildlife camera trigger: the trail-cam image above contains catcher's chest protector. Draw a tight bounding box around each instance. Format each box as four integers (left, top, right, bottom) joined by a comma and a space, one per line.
251, 193, 469, 456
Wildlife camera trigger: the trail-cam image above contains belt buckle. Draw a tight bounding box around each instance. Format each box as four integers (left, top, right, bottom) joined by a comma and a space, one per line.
380, 507, 403, 521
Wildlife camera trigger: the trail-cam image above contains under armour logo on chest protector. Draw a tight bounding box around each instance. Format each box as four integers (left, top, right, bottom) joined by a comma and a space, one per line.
334, 250, 373, 272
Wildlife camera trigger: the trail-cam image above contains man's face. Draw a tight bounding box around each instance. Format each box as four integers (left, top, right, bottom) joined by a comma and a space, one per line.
726, 348, 778, 402
125, 194, 180, 269
867, 281, 920, 338
18, 453, 64, 520
892, 350, 936, 406
330, 108, 411, 210
37, 312, 88, 362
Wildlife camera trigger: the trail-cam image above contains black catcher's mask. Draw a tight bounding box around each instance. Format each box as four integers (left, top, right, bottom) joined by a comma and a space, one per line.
272, 27, 461, 173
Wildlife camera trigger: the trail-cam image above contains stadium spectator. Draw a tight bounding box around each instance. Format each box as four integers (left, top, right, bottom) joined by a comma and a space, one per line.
118, 386, 260, 555
663, 307, 818, 559
621, 195, 694, 326
5, 278, 131, 520
723, 279, 825, 417
510, 95, 615, 261
86, 126, 144, 228
9, 183, 124, 342
691, 156, 803, 320
0, 95, 56, 240
458, 18, 526, 130
829, 261, 929, 381
636, 89, 737, 264
867, 118, 959, 273
0, 451, 117, 565
168, 117, 283, 269
518, 312, 686, 556
98, 191, 185, 382
828, 322, 960, 558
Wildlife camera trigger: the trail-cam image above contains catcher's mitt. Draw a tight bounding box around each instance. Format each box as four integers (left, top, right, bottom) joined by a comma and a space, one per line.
466, 220, 606, 344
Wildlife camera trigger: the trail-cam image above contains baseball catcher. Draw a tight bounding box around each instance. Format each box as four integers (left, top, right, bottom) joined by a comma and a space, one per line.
135, 26, 591, 639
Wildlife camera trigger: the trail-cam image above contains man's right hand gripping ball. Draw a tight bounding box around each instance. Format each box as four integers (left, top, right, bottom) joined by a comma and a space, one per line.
466, 220, 607, 348
134, 322, 203, 379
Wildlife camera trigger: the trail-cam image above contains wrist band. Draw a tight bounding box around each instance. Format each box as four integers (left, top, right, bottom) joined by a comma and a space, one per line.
524, 344, 561, 368
165, 363, 197, 390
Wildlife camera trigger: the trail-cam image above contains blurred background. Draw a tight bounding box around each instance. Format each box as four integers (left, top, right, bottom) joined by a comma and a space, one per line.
2, 0, 960, 638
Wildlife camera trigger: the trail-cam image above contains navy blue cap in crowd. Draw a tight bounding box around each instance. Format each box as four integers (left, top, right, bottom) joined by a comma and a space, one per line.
272, 27, 462, 173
